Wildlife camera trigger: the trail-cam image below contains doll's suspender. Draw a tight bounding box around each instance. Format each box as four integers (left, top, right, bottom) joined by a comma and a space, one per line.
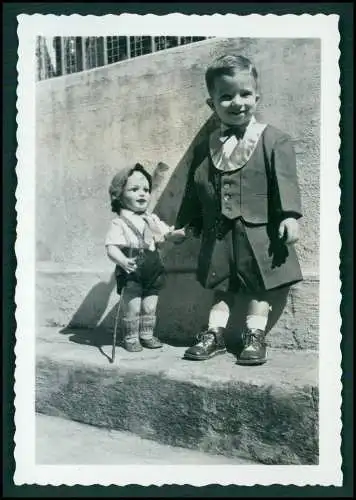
120, 214, 149, 250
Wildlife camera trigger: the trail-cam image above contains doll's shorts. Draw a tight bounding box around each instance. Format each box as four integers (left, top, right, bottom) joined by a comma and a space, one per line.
115, 248, 166, 296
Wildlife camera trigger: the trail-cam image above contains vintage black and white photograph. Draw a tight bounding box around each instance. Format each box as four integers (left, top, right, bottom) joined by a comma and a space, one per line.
14, 13, 341, 486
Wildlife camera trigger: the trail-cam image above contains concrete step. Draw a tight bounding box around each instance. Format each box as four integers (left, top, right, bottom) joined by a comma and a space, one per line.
36, 413, 257, 465
36, 327, 319, 466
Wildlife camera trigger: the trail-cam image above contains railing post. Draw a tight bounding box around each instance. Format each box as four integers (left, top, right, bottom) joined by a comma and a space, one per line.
126, 36, 130, 59
60, 36, 65, 76
82, 36, 87, 70
36, 36, 42, 81
103, 36, 108, 65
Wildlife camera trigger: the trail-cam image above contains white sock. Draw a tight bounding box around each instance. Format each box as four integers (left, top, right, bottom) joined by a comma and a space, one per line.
246, 314, 268, 332
208, 306, 230, 330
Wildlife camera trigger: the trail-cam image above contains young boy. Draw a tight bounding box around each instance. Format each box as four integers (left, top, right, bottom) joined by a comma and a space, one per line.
175, 54, 303, 365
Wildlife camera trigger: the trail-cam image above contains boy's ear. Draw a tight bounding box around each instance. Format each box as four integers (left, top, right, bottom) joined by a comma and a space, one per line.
206, 97, 214, 111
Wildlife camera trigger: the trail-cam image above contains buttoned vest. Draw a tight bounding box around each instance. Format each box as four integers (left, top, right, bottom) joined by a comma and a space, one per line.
194, 134, 271, 226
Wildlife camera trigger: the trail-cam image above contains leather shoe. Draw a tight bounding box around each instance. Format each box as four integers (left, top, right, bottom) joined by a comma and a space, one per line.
140, 337, 163, 349
184, 327, 226, 361
236, 328, 267, 365
123, 339, 143, 352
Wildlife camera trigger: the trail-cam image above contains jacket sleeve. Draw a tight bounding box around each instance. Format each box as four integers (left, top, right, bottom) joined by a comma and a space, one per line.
175, 153, 203, 236
270, 134, 303, 220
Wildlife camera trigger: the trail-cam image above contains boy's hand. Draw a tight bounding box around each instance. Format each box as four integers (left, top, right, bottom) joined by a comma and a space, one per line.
121, 257, 138, 274
278, 218, 299, 245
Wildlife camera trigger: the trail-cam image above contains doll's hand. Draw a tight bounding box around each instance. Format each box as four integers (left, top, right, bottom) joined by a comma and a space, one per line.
166, 227, 188, 244
121, 257, 138, 274
278, 218, 299, 245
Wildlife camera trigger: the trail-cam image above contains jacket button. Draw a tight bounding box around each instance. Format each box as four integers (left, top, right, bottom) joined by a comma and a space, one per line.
223, 183, 230, 189
223, 194, 231, 201
212, 272, 216, 276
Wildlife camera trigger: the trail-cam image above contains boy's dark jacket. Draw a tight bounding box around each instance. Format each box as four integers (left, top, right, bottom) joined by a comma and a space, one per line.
175, 123, 303, 290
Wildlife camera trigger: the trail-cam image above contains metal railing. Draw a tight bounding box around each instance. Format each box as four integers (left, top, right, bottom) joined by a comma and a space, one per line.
36, 36, 209, 81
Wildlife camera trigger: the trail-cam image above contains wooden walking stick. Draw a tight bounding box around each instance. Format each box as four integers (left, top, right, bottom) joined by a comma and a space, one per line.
110, 245, 135, 364
110, 286, 125, 364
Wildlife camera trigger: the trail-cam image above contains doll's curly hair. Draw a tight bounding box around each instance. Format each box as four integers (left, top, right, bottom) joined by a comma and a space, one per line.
109, 163, 152, 214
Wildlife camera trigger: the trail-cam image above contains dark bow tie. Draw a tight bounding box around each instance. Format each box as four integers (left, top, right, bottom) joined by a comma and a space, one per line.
221, 126, 246, 140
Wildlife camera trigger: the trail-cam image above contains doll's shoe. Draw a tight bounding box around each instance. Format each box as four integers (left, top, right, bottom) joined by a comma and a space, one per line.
123, 339, 143, 352
140, 337, 163, 349
236, 328, 267, 365
184, 327, 226, 361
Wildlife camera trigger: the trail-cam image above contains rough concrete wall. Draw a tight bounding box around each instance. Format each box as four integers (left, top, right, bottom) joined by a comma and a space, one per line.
36, 38, 320, 346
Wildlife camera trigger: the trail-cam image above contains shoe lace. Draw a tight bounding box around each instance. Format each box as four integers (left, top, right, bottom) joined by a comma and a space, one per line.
197, 331, 215, 347
244, 329, 265, 348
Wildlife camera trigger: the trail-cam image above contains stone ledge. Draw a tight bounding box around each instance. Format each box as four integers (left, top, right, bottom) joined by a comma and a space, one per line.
36, 327, 319, 465
36, 270, 319, 349
36, 266, 319, 350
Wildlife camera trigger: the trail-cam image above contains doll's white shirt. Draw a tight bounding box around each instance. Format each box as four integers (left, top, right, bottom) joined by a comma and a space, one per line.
105, 209, 172, 251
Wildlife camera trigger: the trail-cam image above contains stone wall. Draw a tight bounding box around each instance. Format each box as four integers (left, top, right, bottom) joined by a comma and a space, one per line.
36, 37, 320, 349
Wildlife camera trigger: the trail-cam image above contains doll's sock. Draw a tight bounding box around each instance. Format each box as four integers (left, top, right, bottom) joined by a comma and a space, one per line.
122, 317, 140, 344
208, 301, 230, 330
139, 314, 156, 340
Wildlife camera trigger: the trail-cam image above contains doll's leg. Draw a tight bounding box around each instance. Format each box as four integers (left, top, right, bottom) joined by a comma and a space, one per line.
140, 294, 163, 349
120, 281, 143, 352
184, 291, 234, 361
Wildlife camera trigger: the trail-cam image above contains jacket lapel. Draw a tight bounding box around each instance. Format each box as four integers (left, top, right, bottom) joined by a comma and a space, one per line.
209, 119, 267, 172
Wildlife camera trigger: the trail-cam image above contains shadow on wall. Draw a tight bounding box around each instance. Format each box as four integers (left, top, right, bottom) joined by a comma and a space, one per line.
59, 114, 288, 356
60, 273, 117, 354
59, 116, 217, 353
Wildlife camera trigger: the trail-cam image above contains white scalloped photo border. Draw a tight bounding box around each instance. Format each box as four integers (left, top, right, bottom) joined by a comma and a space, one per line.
15, 13, 341, 487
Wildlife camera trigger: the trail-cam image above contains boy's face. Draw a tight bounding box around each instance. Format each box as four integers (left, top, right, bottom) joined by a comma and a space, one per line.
207, 70, 259, 128
121, 171, 151, 214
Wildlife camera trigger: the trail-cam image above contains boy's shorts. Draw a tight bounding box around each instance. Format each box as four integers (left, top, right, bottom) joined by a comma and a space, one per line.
115, 248, 166, 296
213, 218, 301, 295
212, 218, 266, 295
229, 221, 266, 294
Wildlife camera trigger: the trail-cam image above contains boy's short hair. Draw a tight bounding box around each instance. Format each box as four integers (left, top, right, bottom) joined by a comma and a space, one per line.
109, 163, 152, 214
205, 54, 258, 95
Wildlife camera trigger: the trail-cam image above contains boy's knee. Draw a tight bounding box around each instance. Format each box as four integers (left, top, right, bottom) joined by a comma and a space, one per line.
213, 291, 234, 310
247, 299, 271, 316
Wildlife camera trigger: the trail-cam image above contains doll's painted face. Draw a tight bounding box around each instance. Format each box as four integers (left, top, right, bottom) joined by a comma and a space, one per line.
121, 171, 151, 214
207, 70, 259, 128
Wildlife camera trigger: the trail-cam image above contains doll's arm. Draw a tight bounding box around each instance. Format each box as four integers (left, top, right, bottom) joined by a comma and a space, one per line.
106, 245, 137, 273
164, 225, 197, 244
105, 220, 137, 272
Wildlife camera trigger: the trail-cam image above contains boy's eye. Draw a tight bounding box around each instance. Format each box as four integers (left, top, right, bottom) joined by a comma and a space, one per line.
220, 94, 232, 100
241, 91, 252, 97
143, 188, 150, 193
